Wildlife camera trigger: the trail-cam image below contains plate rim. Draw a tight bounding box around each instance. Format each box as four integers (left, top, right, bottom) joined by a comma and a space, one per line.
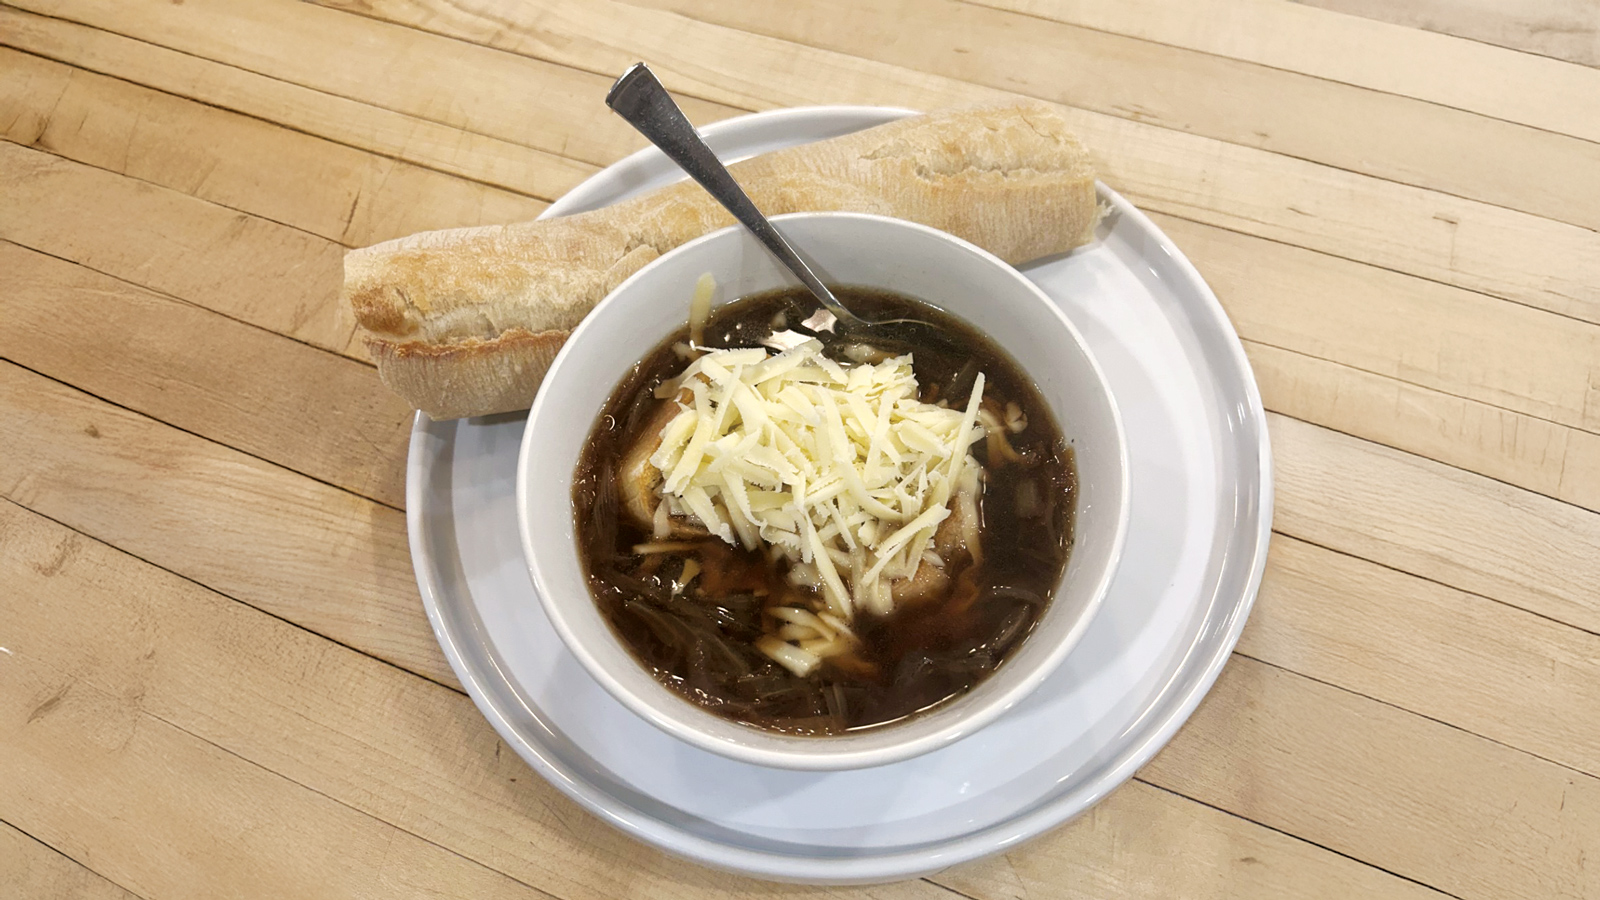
405, 105, 1274, 883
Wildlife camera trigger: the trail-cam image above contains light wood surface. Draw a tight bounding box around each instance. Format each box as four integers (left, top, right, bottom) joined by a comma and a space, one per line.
3, 0, 1596, 896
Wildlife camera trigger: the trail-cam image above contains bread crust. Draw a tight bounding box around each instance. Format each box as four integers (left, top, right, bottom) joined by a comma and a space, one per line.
348, 101, 1099, 419
367, 327, 566, 421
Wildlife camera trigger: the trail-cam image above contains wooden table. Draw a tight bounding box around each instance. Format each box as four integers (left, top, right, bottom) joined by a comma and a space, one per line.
4, 0, 1599, 896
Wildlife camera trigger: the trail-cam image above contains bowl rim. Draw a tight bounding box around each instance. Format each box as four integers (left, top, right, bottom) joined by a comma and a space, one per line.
516, 211, 1130, 770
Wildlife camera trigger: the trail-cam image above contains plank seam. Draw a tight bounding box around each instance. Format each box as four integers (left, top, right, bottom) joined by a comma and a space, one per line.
0, 353, 403, 510
0, 817, 154, 900
0, 21, 571, 202
1241, 334, 1600, 445
1266, 408, 1600, 524
0, 354, 404, 514
922, 879, 989, 900
1271, 529, 1600, 644
1236, 645, 1600, 783
0, 130, 358, 249
1294, 8, 1600, 73
1128, 777, 1465, 900
0, 495, 456, 701
1148, 206, 1600, 330
2, 648, 561, 900
951, 0, 1600, 149
0, 237, 374, 369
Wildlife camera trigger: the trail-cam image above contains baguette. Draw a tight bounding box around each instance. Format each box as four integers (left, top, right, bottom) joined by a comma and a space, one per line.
345, 100, 1100, 419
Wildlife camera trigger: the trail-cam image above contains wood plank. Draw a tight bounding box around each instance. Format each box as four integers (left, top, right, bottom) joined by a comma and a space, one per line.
0, 141, 355, 357
964, 0, 1600, 145
1245, 340, 1600, 514
268, 0, 1600, 325
1271, 414, 1600, 635
0, 636, 553, 899
615, 0, 1600, 231
0, 242, 413, 509
0, 822, 139, 900
1298, 0, 1600, 69
1155, 214, 1600, 437
0, 360, 450, 687
1144, 655, 1600, 900
0, 497, 1456, 900
6, 0, 743, 169
1247, 535, 1600, 777
942, 782, 1449, 899
0, 48, 548, 247
0, 6, 600, 200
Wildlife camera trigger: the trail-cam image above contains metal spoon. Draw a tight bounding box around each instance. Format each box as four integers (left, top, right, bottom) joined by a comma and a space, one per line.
605, 63, 926, 347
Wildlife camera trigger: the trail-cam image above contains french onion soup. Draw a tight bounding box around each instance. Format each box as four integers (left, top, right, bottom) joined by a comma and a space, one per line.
572, 281, 1075, 735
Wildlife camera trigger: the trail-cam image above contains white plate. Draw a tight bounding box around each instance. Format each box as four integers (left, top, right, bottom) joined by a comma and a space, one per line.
406, 106, 1273, 884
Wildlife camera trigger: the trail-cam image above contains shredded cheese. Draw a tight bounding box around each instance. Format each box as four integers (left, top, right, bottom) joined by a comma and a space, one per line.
650, 339, 986, 655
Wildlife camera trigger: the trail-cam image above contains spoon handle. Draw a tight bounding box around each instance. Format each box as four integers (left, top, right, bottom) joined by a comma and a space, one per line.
605, 63, 855, 325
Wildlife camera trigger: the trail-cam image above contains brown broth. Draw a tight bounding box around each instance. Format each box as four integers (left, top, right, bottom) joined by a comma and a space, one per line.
572, 287, 1075, 735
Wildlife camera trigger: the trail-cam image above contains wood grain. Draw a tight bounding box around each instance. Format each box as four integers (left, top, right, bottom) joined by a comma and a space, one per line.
1144, 656, 1600, 900
0, 241, 413, 508
0, 645, 556, 899
0, 6, 601, 200
1245, 341, 1600, 514
0, 360, 447, 687
0, 48, 548, 247
620, 0, 1600, 231
0, 141, 354, 357
6, 0, 744, 167
1245, 535, 1600, 777
0, 822, 139, 900
0, 497, 1475, 900
1158, 213, 1600, 438
967, 0, 1600, 144
1297, 0, 1600, 68
939, 781, 1449, 900
1271, 414, 1600, 634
